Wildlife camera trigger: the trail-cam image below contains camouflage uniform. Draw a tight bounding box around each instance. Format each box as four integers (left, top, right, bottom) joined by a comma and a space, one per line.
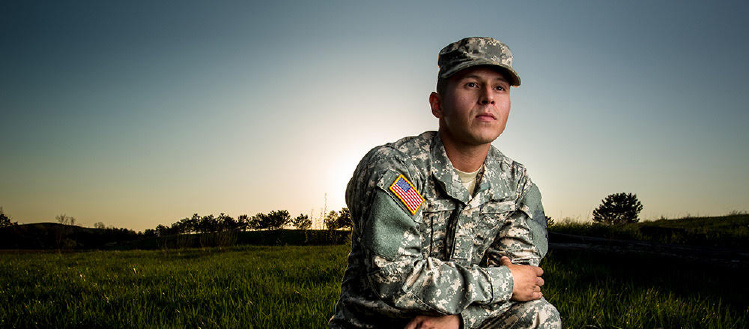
329, 131, 561, 329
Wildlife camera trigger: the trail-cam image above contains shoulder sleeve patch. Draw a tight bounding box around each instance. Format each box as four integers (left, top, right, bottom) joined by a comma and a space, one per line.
388, 174, 424, 215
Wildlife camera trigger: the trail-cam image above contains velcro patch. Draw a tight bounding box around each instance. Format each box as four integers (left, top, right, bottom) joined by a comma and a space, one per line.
389, 175, 424, 215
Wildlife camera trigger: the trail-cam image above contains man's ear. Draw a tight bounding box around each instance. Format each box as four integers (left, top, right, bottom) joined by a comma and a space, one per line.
429, 92, 443, 118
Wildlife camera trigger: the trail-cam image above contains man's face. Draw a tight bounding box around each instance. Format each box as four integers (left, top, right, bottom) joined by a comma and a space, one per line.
430, 66, 511, 148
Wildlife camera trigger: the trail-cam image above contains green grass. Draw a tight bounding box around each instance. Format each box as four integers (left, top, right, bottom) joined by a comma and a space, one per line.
1, 246, 747, 328
542, 249, 748, 328
0, 246, 346, 329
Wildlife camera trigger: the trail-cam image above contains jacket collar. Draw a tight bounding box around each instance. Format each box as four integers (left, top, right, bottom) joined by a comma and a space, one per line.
430, 133, 514, 205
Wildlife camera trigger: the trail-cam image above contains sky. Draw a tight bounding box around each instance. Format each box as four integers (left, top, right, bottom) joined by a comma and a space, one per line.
1, 1, 748, 232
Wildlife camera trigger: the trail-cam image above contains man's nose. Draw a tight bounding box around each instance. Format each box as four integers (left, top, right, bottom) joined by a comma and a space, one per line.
480, 86, 495, 105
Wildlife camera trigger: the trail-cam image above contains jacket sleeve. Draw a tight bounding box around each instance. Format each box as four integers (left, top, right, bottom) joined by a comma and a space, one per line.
485, 173, 548, 268
352, 166, 514, 315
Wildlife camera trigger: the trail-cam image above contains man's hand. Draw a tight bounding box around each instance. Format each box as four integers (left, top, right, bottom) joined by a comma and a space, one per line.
499, 256, 545, 301
403, 314, 460, 329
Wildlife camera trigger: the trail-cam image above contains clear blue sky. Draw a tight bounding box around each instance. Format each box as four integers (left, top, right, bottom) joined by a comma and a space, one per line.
2, 1, 747, 231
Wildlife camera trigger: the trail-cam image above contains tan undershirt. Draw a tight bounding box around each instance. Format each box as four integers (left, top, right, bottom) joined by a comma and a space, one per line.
455, 165, 483, 196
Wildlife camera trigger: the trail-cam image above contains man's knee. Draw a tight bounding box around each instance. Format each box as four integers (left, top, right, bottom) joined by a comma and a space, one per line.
479, 299, 561, 329
513, 299, 561, 329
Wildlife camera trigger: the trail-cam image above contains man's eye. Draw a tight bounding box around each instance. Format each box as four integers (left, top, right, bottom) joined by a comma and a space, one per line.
466, 82, 478, 88
495, 86, 505, 91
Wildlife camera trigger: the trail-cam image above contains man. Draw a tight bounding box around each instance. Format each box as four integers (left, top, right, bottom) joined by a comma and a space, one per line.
329, 37, 561, 329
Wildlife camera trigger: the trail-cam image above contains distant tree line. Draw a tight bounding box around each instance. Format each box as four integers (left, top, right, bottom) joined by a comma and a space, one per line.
146, 208, 352, 237
0, 206, 354, 250
1, 205, 353, 239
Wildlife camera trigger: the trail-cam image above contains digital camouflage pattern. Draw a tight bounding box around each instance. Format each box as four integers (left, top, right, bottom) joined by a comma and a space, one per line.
329, 132, 560, 329
438, 37, 521, 86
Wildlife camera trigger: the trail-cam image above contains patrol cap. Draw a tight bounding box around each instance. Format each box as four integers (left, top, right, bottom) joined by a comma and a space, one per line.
438, 37, 521, 86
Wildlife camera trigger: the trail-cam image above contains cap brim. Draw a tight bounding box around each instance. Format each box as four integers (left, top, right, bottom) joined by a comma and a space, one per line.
439, 61, 521, 86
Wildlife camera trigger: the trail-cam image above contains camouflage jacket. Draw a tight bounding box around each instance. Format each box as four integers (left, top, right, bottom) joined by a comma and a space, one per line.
329, 131, 548, 329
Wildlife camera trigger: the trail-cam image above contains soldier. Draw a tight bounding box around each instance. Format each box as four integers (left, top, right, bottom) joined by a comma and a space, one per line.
329, 37, 561, 329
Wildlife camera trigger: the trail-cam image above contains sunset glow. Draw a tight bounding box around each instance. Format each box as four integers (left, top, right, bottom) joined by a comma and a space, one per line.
1, 1, 747, 231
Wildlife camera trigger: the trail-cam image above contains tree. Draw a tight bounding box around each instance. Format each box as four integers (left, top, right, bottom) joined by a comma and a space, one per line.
237, 214, 251, 231
171, 214, 201, 234
217, 213, 239, 231
337, 208, 351, 229
56, 214, 76, 226
324, 211, 338, 230
0, 207, 16, 227
248, 213, 265, 230
197, 214, 218, 233
170, 218, 190, 234
266, 210, 290, 230
155, 224, 172, 237
93, 222, 106, 229
325, 208, 352, 230
54, 214, 77, 250
251, 210, 290, 230
291, 214, 312, 230
592, 192, 643, 225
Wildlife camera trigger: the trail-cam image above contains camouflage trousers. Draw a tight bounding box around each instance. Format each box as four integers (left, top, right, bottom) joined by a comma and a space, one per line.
477, 299, 561, 329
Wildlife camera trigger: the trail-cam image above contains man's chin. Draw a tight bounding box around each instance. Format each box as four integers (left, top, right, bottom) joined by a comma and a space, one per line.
471, 133, 502, 145
439, 129, 501, 147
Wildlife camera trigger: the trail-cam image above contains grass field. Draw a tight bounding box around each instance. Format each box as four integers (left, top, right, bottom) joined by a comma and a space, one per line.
1, 245, 747, 329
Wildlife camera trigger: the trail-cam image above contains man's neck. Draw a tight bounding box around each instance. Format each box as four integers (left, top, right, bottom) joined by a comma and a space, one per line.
439, 131, 491, 172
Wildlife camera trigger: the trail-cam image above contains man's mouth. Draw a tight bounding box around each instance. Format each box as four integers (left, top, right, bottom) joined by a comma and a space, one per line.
476, 113, 496, 121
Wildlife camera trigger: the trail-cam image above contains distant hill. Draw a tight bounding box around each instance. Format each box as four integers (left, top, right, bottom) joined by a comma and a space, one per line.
0, 222, 139, 250
0, 223, 350, 250
549, 214, 749, 249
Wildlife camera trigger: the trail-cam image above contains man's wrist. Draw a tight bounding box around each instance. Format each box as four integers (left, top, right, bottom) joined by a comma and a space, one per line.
487, 266, 514, 303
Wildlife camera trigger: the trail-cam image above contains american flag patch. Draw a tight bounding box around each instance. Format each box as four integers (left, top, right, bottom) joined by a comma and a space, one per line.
389, 175, 424, 215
